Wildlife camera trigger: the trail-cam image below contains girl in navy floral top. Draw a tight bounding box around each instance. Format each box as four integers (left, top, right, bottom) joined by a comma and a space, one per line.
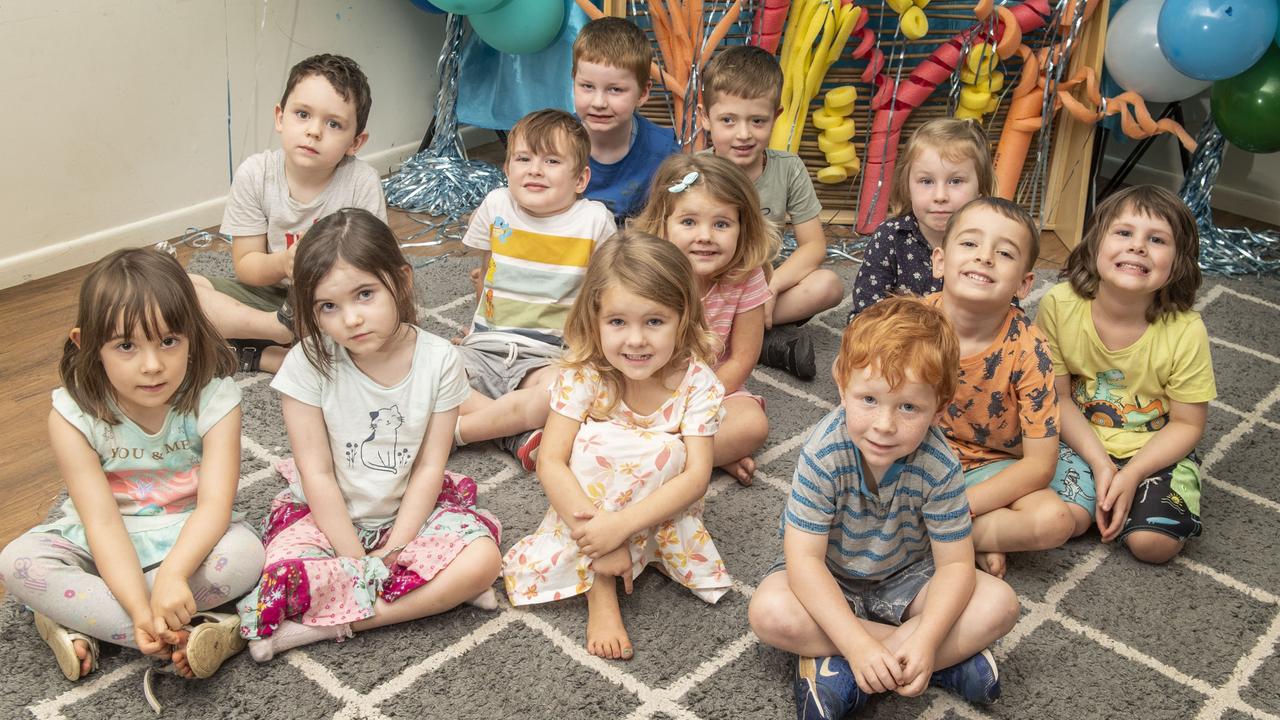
849, 119, 994, 321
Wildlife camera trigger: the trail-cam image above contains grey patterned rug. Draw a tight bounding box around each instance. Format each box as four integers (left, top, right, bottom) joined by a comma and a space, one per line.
2, 249, 1279, 720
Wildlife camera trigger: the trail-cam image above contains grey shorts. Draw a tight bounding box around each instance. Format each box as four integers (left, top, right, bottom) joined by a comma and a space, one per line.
456, 332, 563, 399
766, 555, 935, 625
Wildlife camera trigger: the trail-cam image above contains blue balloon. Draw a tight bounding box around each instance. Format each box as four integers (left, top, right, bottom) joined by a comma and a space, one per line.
408, 0, 446, 12
1158, 0, 1279, 80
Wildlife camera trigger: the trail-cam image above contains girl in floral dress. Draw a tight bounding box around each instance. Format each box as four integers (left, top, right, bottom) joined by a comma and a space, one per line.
503, 231, 731, 661
236, 209, 502, 661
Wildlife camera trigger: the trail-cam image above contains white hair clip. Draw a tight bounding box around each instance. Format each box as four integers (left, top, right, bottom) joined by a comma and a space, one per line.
667, 171, 699, 193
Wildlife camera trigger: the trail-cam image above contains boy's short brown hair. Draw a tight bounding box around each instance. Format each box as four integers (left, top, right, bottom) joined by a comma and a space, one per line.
701, 45, 784, 110
506, 109, 592, 176
943, 196, 1041, 272
834, 296, 959, 411
280, 54, 372, 136
572, 17, 652, 90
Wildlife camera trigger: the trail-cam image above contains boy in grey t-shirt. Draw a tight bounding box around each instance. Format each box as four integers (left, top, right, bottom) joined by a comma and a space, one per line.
747, 297, 1019, 719
190, 54, 387, 374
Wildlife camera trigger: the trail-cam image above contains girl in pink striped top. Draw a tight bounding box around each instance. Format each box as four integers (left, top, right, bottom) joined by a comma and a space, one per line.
636, 154, 781, 485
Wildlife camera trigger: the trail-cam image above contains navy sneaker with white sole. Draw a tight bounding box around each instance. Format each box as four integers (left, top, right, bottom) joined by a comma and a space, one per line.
929, 648, 1001, 704
794, 654, 868, 719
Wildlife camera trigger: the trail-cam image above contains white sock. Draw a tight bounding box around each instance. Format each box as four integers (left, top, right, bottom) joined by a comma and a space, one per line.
248, 620, 352, 662
454, 418, 467, 447
466, 588, 498, 611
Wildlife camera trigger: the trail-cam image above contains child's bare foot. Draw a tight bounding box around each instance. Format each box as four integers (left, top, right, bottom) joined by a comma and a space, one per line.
719, 456, 757, 486
585, 581, 633, 661
72, 638, 94, 678
168, 629, 195, 679
976, 552, 1007, 579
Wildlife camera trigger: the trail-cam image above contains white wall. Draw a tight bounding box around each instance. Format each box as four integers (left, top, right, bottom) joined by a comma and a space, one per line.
0, 0, 446, 289
1099, 95, 1280, 227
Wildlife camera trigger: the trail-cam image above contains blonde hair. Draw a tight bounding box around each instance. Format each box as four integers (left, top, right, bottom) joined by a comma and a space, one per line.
1064, 185, 1202, 322
701, 44, 784, 109
290, 209, 416, 377
572, 16, 652, 91
506, 109, 592, 177
60, 248, 235, 424
889, 118, 994, 217
562, 230, 719, 417
835, 296, 959, 411
633, 153, 779, 284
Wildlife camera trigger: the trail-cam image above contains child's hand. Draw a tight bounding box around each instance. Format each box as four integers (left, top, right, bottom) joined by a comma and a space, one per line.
1091, 460, 1117, 530
848, 638, 903, 694
762, 295, 776, 330
371, 543, 407, 569
571, 510, 632, 559
133, 618, 170, 659
283, 241, 299, 280
150, 573, 196, 636
1098, 466, 1139, 542
590, 547, 635, 595
892, 633, 936, 697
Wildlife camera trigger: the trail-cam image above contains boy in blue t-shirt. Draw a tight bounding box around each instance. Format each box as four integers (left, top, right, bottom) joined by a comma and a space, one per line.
571, 17, 678, 222
747, 297, 1019, 719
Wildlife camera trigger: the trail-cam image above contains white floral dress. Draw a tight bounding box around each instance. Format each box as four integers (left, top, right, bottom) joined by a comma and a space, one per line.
503, 361, 732, 605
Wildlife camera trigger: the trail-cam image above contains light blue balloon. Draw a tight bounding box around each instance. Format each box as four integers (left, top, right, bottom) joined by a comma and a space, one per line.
427, 0, 511, 13
1157, 0, 1279, 80
469, 0, 565, 54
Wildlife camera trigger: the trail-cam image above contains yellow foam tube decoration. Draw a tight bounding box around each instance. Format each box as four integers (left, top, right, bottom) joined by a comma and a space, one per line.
815, 84, 859, 183
885, 0, 929, 43
770, 0, 861, 153
955, 43, 1001, 121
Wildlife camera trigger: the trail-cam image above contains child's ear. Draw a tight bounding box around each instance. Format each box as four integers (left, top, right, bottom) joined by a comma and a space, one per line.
774, 105, 784, 119
400, 263, 413, 291
638, 79, 652, 106
346, 131, 370, 157
931, 245, 946, 279
698, 104, 711, 133
1015, 269, 1035, 299
68, 328, 82, 348
575, 164, 591, 195
273, 104, 285, 134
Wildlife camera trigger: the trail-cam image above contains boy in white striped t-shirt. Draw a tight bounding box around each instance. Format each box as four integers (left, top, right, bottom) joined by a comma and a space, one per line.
452, 110, 616, 468
747, 297, 1020, 719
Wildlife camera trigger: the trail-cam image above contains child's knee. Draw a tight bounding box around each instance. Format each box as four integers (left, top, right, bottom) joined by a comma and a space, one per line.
460, 538, 504, 585
813, 269, 845, 309
973, 576, 1020, 635
1033, 500, 1075, 549
747, 587, 809, 646
1123, 531, 1183, 564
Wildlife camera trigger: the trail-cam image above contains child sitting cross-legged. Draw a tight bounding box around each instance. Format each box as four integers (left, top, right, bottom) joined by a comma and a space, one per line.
747, 296, 1019, 719
927, 197, 1094, 578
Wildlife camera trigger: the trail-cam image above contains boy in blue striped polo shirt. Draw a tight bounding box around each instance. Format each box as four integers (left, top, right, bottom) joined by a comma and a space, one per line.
747, 297, 1020, 719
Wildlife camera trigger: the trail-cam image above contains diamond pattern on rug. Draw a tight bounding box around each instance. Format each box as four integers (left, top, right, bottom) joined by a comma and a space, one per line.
3, 250, 1278, 720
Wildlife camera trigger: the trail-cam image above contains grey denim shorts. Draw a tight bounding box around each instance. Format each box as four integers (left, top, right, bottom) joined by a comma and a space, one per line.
765, 555, 936, 625
456, 332, 563, 399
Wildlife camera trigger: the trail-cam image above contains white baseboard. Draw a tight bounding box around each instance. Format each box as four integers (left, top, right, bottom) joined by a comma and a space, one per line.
0, 141, 424, 291
1098, 157, 1280, 227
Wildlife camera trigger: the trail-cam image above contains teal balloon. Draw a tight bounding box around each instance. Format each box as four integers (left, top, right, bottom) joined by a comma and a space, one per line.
428, 0, 511, 12
469, 0, 565, 54
1211, 44, 1280, 153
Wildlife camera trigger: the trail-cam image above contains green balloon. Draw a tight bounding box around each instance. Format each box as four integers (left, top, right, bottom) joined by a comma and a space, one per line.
1211, 44, 1280, 154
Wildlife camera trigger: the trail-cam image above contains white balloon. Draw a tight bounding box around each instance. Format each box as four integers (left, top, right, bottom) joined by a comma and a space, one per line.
1105, 0, 1212, 102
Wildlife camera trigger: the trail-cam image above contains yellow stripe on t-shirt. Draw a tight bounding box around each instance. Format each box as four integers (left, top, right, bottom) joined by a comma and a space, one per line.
490, 228, 596, 268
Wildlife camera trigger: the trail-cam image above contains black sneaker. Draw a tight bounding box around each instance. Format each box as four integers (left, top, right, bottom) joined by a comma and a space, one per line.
760, 326, 817, 381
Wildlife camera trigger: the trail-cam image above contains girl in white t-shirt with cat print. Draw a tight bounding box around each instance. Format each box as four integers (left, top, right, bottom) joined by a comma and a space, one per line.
237, 209, 502, 661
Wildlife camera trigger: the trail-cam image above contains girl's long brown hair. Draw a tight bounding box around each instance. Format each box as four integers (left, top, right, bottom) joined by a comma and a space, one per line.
289, 208, 416, 377
60, 248, 235, 423
561, 230, 719, 417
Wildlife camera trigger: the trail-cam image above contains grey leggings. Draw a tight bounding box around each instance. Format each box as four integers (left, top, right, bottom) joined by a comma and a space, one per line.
0, 523, 264, 649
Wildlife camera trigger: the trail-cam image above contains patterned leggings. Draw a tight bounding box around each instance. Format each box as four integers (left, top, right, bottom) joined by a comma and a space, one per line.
0, 523, 264, 648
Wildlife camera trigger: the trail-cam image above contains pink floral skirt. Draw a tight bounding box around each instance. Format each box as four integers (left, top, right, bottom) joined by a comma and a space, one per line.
236, 470, 499, 639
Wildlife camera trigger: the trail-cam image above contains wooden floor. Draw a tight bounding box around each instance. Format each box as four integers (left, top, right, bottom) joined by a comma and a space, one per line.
0, 154, 1269, 592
